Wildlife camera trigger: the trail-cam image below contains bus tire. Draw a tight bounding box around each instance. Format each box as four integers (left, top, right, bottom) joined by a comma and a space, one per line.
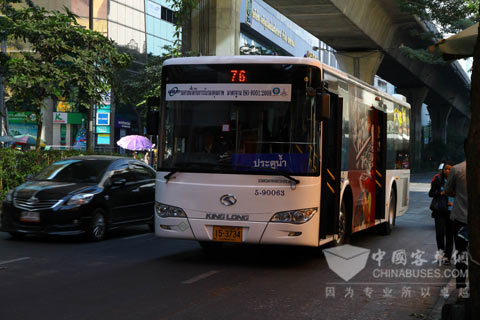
380, 191, 396, 235
335, 200, 351, 245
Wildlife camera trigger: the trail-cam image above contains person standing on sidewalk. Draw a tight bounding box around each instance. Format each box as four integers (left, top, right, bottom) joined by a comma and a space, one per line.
444, 160, 468, 290
429, 163, 454, 265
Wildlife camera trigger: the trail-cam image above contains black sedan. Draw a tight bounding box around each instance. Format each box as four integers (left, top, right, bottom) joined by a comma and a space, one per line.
1, 156, 156, 241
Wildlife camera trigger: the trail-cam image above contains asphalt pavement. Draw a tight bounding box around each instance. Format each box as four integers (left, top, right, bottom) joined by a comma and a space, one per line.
0, 172, 454, 320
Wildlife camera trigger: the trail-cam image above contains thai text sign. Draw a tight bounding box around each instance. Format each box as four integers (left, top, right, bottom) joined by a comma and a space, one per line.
166, 84, 292, 102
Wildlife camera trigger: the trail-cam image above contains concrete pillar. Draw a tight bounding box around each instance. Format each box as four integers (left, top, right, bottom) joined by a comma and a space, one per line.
447, 110, 470, 145
188, 0, 241, 56
396, 87, 428, 171
427, 104, 452, 144
333, 50, 384, 85
41, 98, 54, 145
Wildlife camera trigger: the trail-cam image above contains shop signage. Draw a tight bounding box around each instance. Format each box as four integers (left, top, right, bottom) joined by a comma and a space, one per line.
96, 112, 110, 126
115, 119, 131, 129
97, 133, 110, 145
53, 112, 68, 124
56, 99, 72, 112
8, 112, 37, 124
96, 125, 110, 134
240, 0, 319, 58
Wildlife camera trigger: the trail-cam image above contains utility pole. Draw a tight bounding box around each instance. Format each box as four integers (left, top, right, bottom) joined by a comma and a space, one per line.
87, 0, 95, 151
0, 35, 8, 136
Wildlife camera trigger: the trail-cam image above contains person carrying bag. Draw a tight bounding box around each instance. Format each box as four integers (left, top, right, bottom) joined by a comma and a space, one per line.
429, 163, 453, 265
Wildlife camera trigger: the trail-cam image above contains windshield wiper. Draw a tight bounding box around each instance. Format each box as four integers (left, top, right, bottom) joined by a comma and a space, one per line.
163, 162, 220, 183
164, 170, 178, 183
163, 161, 300, 186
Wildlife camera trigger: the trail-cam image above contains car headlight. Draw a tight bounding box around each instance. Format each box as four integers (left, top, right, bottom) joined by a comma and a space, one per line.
4, 190, 14, 202
270, 208, 317, 224
155, 202, 186, 218
67, 193, 95, 206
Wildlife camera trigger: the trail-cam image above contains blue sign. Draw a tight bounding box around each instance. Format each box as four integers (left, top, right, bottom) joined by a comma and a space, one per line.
232, 153, 309, 174
240, 0, 319, 58
96, 113, 110, 126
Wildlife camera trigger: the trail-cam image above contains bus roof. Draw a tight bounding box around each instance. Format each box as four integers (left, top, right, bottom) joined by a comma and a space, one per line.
162, 55, 323, 68
163, 55, 410, 109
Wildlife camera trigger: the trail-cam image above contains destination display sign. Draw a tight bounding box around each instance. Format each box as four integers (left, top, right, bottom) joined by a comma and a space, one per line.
165, 84, 292, 102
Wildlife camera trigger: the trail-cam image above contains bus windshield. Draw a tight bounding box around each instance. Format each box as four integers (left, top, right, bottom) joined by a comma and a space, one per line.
159, 64, 320, 176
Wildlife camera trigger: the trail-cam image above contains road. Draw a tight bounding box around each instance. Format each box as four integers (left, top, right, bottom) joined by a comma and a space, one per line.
0, 175, 451, 320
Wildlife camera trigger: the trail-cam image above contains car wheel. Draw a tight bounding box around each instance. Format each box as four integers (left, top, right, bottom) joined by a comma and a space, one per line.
8, 232, 26, 240
88, 209, 107, 241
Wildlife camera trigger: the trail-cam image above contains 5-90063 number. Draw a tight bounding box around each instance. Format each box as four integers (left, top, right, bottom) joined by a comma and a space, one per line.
254, 189, 285, 196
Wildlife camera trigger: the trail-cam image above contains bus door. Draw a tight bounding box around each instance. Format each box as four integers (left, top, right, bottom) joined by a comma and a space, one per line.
319, 94, 343, 238
372, 108, 387, 220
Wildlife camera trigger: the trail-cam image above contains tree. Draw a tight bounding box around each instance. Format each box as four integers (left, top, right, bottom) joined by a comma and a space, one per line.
113, 52, 164, 134
399, 0, 480, 317
0, 0, 131, 151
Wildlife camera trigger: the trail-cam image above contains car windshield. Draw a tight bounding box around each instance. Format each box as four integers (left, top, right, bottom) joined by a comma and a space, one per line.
34, 159, 112, 183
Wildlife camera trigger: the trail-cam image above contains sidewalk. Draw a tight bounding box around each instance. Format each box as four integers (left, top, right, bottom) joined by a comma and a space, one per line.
411, 171, 436, 183
411, 172, 471, 319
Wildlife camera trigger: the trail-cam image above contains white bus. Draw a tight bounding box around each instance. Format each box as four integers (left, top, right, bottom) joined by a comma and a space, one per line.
151, 56, 410, 248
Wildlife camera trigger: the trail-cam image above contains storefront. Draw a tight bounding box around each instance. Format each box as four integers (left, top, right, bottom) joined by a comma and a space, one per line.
52, 112, 87, 148
240, 0, 319, 58
115, 118, 133, 140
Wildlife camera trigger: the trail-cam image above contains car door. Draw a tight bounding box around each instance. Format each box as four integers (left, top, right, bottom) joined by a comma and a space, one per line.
107, 161, 139, 223
130, 162, 156, 220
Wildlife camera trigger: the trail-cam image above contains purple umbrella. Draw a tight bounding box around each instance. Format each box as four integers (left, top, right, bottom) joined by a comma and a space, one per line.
116, 135, 153, 151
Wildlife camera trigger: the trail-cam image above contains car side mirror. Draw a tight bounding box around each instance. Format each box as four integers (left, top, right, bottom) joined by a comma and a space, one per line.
111, 178, 127, 187
316, 91, 331, 121
25, 174, 34, 181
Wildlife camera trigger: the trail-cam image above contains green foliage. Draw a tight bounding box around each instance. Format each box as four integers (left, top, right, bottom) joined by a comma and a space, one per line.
166, 0, 199, 57
397, 0, 479, 64
398, 0, 479, 35
112, 45, 196, 133
0, 149, 126, 202
0, 0, 131, 150
399, 46, 448, 64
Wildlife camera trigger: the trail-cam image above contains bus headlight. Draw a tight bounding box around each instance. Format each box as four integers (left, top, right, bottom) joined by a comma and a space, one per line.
155, 202, 186, 218
270, 208, 317, 224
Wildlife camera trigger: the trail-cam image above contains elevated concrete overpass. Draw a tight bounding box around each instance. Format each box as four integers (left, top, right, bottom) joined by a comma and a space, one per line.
262, 0, 471, 167
184, 0, 470, 169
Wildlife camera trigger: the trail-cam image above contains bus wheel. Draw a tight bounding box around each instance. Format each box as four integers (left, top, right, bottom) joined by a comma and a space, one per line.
335, 201, 350, 245
380, 191, 396, 235
199, 241, 222, 253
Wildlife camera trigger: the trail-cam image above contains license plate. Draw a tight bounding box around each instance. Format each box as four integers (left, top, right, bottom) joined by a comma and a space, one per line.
212, 226, 243, 242
20, 211, 40, 222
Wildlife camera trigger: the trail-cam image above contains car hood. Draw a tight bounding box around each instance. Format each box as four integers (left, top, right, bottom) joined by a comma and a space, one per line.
14, 180, 97, 200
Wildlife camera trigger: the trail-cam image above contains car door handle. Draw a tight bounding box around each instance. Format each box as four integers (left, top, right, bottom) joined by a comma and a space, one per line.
132, 188, 140, 192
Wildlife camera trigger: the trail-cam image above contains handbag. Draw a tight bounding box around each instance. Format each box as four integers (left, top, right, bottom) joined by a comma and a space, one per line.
430, 196, 448, 213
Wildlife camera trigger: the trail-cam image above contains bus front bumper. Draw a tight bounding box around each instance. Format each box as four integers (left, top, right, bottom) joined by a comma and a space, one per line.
154, 216, 319, 247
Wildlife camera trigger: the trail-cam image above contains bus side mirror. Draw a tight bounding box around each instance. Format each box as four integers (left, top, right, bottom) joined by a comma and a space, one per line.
316, 92, 331, 121
146, 111, 159, 135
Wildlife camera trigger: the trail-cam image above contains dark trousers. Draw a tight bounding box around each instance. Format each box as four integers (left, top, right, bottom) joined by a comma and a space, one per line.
453, 220, 468, 289
434, 214, 453, 258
